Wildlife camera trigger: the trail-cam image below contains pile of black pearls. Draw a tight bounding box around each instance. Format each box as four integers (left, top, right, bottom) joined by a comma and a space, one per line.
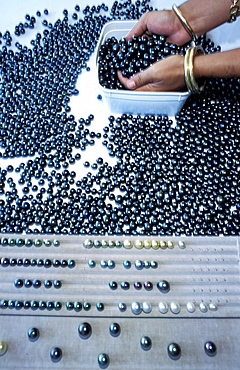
0, 1, 239, 236
100, 82, 239, 236
98, 34, 221, 89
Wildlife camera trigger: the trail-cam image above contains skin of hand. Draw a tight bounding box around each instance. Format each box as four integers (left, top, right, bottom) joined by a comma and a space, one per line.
125, 10, 191, 45
117, 55, 185, 91
120, 10, 192, 92
119, 0, 239, 92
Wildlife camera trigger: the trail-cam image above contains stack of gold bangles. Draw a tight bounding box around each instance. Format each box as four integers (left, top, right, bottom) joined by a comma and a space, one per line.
172, 4, 205, 94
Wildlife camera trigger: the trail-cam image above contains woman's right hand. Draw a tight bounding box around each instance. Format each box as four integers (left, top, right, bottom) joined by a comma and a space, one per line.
117, 54, 186, 92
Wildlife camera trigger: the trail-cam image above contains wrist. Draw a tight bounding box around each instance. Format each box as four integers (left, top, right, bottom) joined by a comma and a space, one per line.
170, 8, 193, 45
172, 4, 197, 43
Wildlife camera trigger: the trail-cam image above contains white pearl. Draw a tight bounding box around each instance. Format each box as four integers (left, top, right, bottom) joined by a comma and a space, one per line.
186, 302, 195, 313
158, 302, 168, 314
209, 303, 218, 311
178, 240, 186, 249
170, 302, 181, 314
131, 301, 142, 315
84, 239, 93, 248
142, 302, 152, 314
199, 302, 208, 313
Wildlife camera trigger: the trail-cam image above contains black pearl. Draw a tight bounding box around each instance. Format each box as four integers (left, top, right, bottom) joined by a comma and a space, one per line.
78, 322, 92, 339
44, 280, 52, 288
39, 301, 47, 310
33, 279, 41, 288
204, 341, 217, 357
157, 280, 170, 293
96, 302, 104, 312
28, 327, 40, 342
68, 259, 75, 268
109, 323, 121, 337
50, 347, 62, 363
1, 258, 10, 267
46, 301, 54, 310
168, 343, 181, 360
66, 302, 74, 311
83, 302, 91, 311
140, 336, 152, 351
98, 353, 110, 369
144, 281, 153, 291
31, 301, 39, 310
123, 260, 131, 269
14, 278, 23, 288
24, 279, 32, 288
118, 302, 127, 312
43, 258, 51, 268
23, 301, 31, 309
121, 281, 130, 290
109, 281, 118, 290
74, 301, 82, 312
53, 259, 61, 267
53, 280, 62, 289
134, 282, 142, 290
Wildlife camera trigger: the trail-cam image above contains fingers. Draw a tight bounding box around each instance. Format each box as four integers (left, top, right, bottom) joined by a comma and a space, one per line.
125, 14, 148, 41
117, 55, 185, 92
117, 68, 157, 91
117, 71, 136, 89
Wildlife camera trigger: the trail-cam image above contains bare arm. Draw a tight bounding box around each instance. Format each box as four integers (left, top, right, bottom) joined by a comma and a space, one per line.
194, 48, 240, 79
120, 0, 240, 92
118, 48, 240, 92
179, 0, 235, 39
127, 0, 237, 45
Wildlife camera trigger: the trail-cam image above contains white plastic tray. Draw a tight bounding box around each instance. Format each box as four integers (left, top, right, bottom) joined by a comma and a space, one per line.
96, 20, 190, 116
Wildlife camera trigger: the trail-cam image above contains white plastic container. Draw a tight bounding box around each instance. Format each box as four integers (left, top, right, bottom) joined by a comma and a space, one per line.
96, 20, 190, 116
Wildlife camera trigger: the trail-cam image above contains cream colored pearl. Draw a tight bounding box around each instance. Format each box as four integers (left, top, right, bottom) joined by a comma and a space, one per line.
160, 241, 167, 249
0, 341, 8, 356
134, 240, 143, 249
144, 240, 152, 249
167, 240, 174, 249
123, 240, 132, 249
151, 240, 159, 249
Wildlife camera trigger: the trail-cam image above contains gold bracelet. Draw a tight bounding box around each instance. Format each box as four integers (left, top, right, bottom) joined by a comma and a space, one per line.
229, 0, 239, 22
184, 46, 205, 94
172, 4, 197, 43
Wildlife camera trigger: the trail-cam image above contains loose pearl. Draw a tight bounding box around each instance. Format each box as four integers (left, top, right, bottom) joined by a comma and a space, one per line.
0, 341, 8, 356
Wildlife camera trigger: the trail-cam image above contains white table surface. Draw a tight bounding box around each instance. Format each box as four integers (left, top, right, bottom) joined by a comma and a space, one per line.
0, 0, 239, 234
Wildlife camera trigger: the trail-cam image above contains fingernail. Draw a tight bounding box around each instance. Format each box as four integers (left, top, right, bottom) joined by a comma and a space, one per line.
127, 79, 136, 89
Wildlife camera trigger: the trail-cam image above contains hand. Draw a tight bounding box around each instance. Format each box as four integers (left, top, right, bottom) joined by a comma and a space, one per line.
126, 10, 192, 45
117, 55, 186, 92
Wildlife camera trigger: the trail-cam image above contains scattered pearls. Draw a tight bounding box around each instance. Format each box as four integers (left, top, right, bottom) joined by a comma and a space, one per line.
0, 2, 239, 238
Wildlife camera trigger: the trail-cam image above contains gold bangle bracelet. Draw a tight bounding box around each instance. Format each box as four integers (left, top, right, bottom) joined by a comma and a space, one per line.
229, 0, 240, 22
184, 46, 205, 94
184, 47, 193, 92
172, 4, 197, 43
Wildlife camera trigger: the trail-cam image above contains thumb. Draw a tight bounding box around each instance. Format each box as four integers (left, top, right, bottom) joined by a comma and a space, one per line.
126, 68, 154, 90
